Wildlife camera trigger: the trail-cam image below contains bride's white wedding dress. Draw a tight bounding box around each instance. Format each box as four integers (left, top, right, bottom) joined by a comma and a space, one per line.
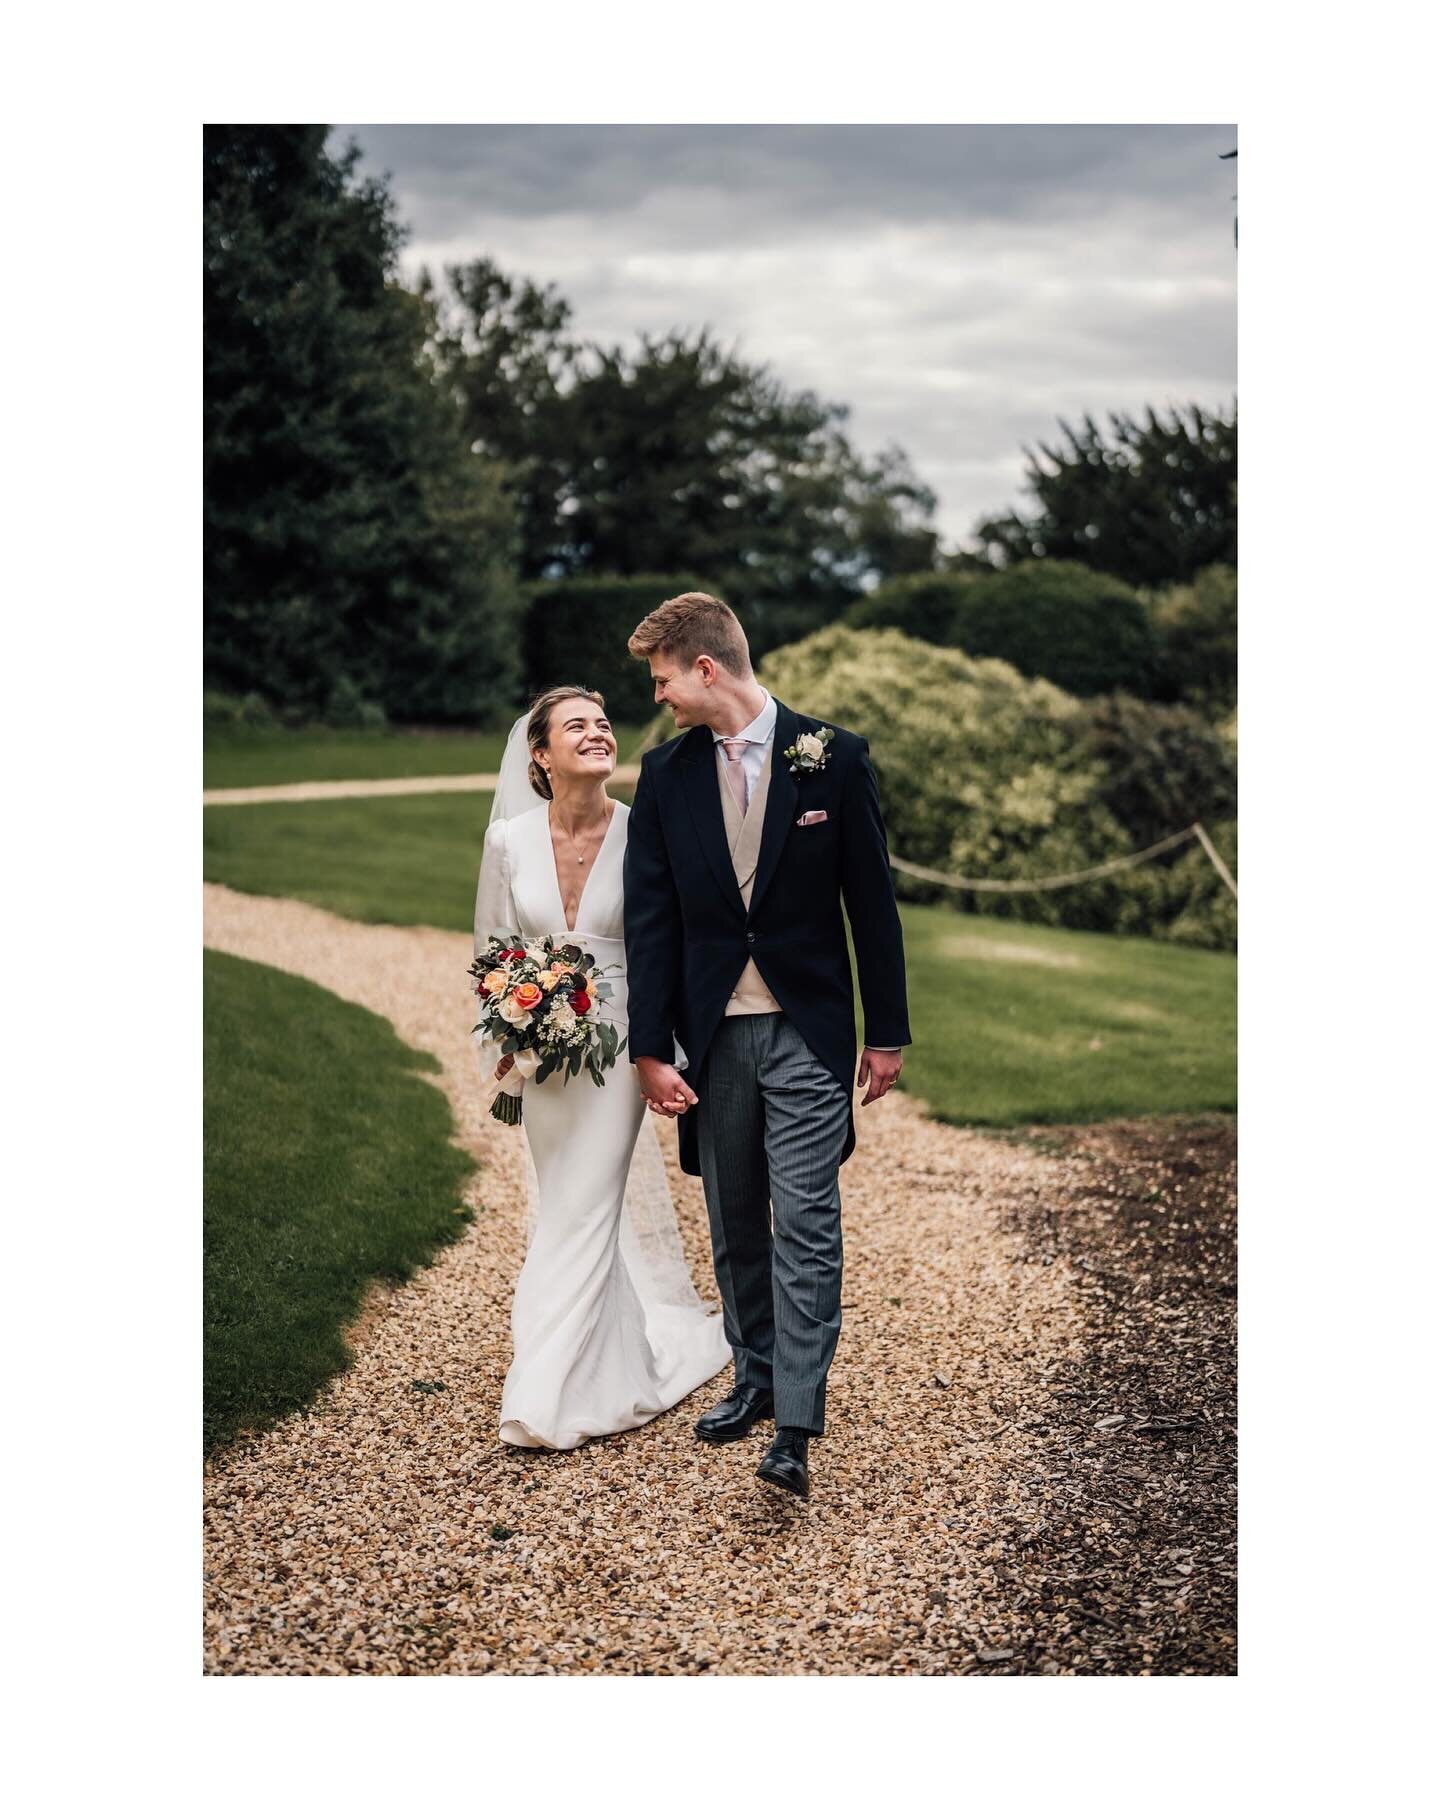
473, 749, 729, 1450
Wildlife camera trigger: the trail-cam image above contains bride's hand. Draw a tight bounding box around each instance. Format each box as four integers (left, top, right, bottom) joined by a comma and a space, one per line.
495, 1053, 515, 1081
635, 1056, 699, 1117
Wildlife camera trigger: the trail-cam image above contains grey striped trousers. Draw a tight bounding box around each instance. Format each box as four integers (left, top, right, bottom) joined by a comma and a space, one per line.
694, 1013, 851, 1434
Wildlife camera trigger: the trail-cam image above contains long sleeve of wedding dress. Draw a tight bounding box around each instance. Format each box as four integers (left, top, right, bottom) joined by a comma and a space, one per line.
472, 817, 518, 1086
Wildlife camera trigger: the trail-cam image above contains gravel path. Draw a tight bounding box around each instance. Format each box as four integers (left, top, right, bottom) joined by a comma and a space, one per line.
202, 882, 1236, 1676
204, 768, 642, 806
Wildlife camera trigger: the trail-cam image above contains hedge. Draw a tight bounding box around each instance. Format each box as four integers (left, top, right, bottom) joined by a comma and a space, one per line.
1152, 563, 1238, 715
520, 573, 709, 721
844, 561, 1161, 698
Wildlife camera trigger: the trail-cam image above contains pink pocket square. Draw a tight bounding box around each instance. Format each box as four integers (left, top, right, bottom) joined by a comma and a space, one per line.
797, 809, 828, 826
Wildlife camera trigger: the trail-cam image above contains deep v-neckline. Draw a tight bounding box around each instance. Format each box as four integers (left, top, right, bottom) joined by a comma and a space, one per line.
546, 801, 620, 935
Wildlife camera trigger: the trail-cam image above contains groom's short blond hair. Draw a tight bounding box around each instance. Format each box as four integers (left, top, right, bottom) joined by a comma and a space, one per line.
627, 591, 752, 677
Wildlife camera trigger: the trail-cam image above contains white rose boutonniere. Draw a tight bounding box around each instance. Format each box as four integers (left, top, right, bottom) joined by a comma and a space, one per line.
783, 726, 835, 776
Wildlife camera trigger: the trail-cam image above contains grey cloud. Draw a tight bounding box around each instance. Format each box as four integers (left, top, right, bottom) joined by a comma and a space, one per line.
336, 123, 1234, 234
331, 123, 1236, 548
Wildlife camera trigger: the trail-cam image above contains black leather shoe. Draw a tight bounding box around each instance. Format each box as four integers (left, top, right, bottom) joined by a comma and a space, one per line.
756, 1428, 811, 1499
694, 1384, 775, 1443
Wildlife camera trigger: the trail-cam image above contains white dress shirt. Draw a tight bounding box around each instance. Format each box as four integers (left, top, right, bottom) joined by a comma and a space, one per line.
711, 689, 898, 1056
711, 687, 777, 807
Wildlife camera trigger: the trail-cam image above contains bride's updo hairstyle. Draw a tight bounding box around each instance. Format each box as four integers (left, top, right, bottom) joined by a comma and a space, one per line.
526, 685, 608, 800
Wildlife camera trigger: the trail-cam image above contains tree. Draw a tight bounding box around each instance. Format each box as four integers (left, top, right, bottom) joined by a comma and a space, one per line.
205, 127, 522, 723
436, 260, 940, 650
427, 257, 579, 586
973, 402, 1237, 589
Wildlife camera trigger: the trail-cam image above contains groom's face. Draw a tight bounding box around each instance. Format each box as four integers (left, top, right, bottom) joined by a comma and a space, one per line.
648, 653, 713, 729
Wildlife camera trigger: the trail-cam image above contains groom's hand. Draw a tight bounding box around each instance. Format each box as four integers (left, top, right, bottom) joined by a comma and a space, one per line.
857, 1047, 903, 1106
636, 1056, 700, 1117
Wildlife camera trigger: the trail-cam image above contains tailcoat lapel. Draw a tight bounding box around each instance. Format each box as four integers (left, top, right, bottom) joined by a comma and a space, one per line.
680, 725, 746, 920
748, 700, 801, 919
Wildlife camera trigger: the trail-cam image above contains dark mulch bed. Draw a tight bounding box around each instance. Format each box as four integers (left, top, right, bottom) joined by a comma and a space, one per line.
979, 1114, 1237, 1675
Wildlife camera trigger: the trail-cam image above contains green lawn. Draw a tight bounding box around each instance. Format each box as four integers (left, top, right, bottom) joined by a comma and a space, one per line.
204, 949, 476, 1454
206, 791, 499, 929
893, 905, 1234, 1126
205, 792, 1234, 1126
204, 722, 654, 789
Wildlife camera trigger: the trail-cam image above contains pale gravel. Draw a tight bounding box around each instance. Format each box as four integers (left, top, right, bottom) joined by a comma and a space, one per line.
202, 882, 1229, 1676
203, 768, 642, 806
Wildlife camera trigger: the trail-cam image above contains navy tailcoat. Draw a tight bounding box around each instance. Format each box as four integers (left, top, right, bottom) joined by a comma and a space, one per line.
622, 699, 912, 1177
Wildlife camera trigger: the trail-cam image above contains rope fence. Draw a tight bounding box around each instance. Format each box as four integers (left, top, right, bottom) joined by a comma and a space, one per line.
890, 821, 1238, 899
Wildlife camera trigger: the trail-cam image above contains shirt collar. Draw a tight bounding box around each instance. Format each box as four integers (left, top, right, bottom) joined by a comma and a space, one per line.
712, 687, 776, 746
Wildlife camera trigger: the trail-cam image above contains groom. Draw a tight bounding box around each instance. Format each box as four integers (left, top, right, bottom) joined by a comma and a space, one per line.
622, 591, 910, 1499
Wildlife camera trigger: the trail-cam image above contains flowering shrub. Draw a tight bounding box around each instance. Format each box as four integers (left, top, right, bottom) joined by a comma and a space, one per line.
757, 626, 1236, 949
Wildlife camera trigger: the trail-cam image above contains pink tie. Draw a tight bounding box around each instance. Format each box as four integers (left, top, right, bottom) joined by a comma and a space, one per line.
720, 738, 749, 816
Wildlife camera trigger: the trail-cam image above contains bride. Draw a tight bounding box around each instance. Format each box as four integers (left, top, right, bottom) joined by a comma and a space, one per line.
473, 684, 729, 1449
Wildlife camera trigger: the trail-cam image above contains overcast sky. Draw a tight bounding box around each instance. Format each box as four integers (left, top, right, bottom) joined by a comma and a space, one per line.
333, 124, 1236, 551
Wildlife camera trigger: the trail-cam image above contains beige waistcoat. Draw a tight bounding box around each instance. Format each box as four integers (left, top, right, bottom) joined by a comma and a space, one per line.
717, 737, 783, 1016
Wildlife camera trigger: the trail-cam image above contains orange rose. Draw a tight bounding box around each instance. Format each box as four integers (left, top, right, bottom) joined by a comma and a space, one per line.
513, 982, 544, 1011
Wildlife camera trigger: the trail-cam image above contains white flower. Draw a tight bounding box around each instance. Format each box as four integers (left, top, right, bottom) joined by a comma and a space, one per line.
539, 1000, 581, 1046
498, 995, 528, 1025
784, 725, 834, 775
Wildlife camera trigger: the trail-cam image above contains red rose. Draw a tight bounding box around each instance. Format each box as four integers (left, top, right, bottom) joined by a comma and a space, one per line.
570, 988, 592, 1014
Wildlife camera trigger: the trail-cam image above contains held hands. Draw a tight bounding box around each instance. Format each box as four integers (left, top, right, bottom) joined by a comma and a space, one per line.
636, 1050, 898, 1111
857, 1048, 903, 1106
635, 1056, 700, 1118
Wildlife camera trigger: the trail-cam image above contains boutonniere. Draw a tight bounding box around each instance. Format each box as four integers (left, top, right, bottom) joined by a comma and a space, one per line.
783, 727, 834, 776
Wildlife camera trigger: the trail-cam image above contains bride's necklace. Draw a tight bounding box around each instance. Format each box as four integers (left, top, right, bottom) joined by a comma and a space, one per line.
550, 800, 611, 865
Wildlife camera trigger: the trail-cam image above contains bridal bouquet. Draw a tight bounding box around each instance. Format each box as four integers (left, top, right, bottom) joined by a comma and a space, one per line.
469, 933, 626, 1124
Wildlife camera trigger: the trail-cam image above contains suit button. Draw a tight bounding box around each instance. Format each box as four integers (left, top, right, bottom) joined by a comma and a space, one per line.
746, 931, 756, 943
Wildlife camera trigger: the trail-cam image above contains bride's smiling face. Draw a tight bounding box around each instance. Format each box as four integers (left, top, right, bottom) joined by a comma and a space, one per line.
536, 700, 617, 785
